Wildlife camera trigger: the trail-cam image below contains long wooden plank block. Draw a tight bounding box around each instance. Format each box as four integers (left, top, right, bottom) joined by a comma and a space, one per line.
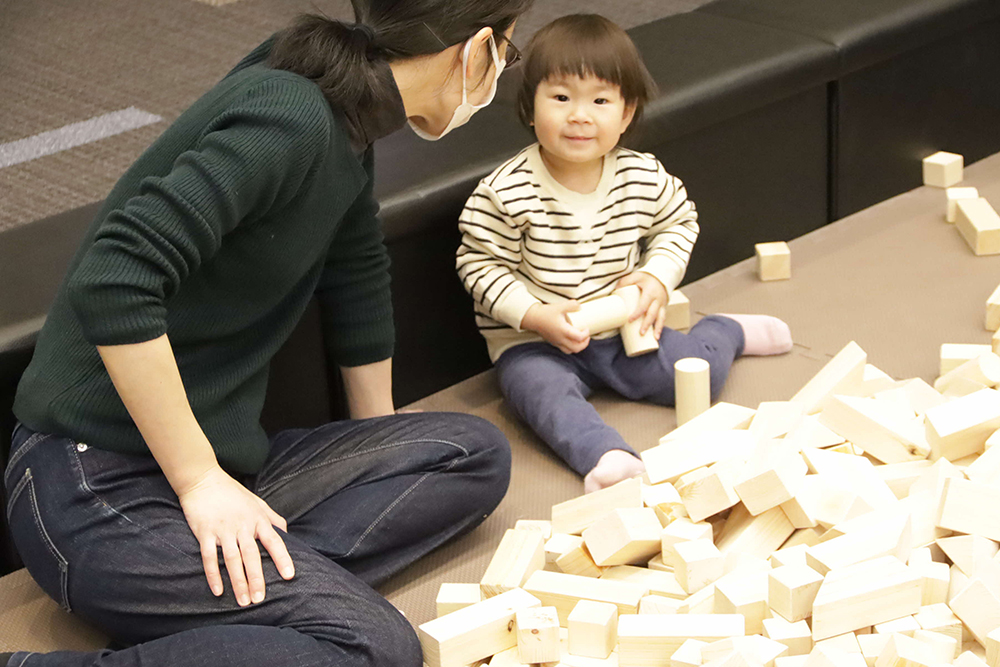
716, 504, 795, 559
552, 477, 643, 535
524, 570, 647, 625
644, 431, 755, 485
659, 402, 757, 444
618, 614, 745, 666
791, 341, 867, 415
480, 529, 545, 597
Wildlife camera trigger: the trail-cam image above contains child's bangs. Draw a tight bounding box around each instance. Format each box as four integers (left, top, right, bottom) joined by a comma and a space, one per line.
533, 28, 630, 97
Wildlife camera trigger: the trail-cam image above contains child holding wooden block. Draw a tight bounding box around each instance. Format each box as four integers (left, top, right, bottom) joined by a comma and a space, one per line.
456, 14, 793, 492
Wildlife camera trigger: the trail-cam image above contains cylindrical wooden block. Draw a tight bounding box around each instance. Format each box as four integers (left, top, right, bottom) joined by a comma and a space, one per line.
614, 285, 659, 357
566, 294, 628, 334
675, 357, 710, 425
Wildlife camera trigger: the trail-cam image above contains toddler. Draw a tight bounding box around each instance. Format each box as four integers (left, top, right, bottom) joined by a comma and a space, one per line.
456, 14, 792, 492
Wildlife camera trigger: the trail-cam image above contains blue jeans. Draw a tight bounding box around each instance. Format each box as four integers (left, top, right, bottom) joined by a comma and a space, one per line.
4, 413, 510, 667
494, 315, 744, 476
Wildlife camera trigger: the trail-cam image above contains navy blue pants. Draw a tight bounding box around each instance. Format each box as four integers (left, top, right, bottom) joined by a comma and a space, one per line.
4, 413, 510, 667
495, 315, 744, 475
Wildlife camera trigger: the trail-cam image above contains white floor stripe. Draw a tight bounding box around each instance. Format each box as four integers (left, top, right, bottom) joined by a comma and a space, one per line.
0, 107, 163, 169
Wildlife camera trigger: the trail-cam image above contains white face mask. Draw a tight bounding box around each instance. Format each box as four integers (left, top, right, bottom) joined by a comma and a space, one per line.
409, 35, 505, 141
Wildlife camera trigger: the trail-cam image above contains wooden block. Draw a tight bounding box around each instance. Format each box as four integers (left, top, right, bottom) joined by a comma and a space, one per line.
437, 583, 483, 617
583, 508, 662, 566
880, 379, 949, 418
915, 603, 963, 648
750, 402, 806, 440
780, 475, 853, 530
819, 395, 929, 463
873, 615, 920, 636
672, 639, 708, 667
937, 477, 1000, 542
601, 565, 686, 600
662, 518, 714, 562
805, 513, 911, 576
948, 563, 970, 604
935, 535, 999, 577
618, 614, 745, 665
875, 460, 934, 500
664, 289, 692, 332
736, 441, 808, 515
523, 570, 646, 625
859, 634, 892, 667
942, 376, 990, 398
675, 357, 712, 426
617, 284, 660, 357
679, 583, 718, 614
801, 445, 897, 511
956, 651, 990, 667
923, 151, 964, 188
756, 242, 791, 281
775, 657, 810, 667
645, 430, 755, 485
956, 198, 1000, 256
660, 402, 756, 444
568, 600, 618, 659
988, 284, 1000, 332
515, 520, 553, 539
675, 539, 725, 594
717, 505, 795, 560
546, 533, 584, 570
555, 535, 605, 578
926, 389, 1000, 461
516, 606, 560, 664
934, 354, 1000, 393
772, 544, 811, 569
703, 636, 789, 667
994, 331, 1000, 356
986, 627, 1000, 667
860, 365, 899, 397
769, 564, 824, 623
552, 477, 643, 535
874, 634, 935, 667
677, 465, 741, 523
941, 344, 994, 376
946, 187, 980, 223
715, 570, 770, 634
418, 587, 542, 667
909, 457, 963, 498
641, 594, 684, 614
811, 556, 922, 640
914, 628, 960, 662
764, 616, 813, 656
480, 529, 546, 598
951, 576, 1000, 646
912, 561, 951, 606
644, 482, 683, 512
568, 293, 629, 334
785, 415, 846, 450
791, 341, 868, 415
815, 633, 862, 656
649, 553, 674, 572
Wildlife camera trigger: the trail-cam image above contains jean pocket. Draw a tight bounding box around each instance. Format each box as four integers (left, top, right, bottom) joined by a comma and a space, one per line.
6, 468, 72, 613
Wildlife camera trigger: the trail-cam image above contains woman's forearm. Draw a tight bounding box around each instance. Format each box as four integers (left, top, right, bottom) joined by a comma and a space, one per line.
97, 334, 220, 496
340, 358, 395, 419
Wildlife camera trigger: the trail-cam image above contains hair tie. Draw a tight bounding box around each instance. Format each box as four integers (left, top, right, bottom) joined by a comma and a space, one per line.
350, 22, 376, 43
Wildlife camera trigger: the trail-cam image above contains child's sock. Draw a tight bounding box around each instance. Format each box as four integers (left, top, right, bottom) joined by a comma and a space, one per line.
584, 449, 646, 494
718, 314, 793, 356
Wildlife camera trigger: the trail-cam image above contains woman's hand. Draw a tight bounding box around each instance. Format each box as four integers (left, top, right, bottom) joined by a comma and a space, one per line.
521, 302, 590, 354
617, 272, 668, 340
177, 466, 294, 606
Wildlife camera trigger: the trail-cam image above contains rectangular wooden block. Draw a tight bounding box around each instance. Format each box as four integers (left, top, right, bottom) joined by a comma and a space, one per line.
956, 198, 1000, 256
523, 570, 646, 625
600, 565, 687, 600
480, 528, 545, 597
664, 289, 691, 332
805, 513, 911, 575
660, 402, 756, 444
671, 638, 707, 667
645, 430, 755, 485
716, 504, 795, 560
555, 535, 605, 578
674, 539, 725, 595
756, 242, 791, 281
791, 341, 867, 415
941, 344, 993, 375
437, 583, 483, 617
769, 564, 824, 623
811, 556, 922, 640
735, 441, 808, 515
819, 395, 930, 463
677, 464, 741, 523
568, 600, 618, 659
763, 616, 813, 656
714, 570, 770, 635
516, 606, 561, 663
937, 477, 1000, 542
923, 151, 964, 188
949, 577, 1000, 646
418, 587, 541, 667
618, 614, 745, 666
947, 187, 980, 222
552, 477, 643, 535
925, 388, 1000, 461
583, 508, 663, 566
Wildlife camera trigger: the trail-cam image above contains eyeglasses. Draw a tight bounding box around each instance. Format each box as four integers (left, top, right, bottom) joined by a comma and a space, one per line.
496, 34, 522, 68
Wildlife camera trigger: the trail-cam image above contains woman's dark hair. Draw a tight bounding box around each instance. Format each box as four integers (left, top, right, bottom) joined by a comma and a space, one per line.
268, 0, 533, 144
516, 14, 657, 145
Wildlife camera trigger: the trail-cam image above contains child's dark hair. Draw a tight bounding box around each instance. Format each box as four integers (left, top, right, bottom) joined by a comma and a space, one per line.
517, 14, 657, 145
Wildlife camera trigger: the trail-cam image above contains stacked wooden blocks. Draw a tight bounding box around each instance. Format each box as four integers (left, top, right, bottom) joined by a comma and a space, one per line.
419, 339, 1000, 667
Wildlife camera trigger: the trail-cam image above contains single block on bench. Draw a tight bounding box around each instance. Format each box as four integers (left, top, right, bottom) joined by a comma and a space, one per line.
956, 198, 1000, 256
922, 151, 963, 188
755, 242, 791, 281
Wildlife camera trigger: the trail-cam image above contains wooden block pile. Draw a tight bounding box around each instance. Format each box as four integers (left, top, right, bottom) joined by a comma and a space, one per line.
419, 339, 1000, 667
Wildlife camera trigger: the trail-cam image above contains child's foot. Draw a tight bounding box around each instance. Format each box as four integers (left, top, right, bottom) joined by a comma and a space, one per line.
584, 450, 646, 494
718, 314, 793, 356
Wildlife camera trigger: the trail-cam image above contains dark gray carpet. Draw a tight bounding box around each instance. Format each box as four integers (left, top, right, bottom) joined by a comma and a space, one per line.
0, 0, 711, 232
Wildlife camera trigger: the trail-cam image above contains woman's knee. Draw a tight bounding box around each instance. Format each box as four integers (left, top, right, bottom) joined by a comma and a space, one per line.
448, 412, 511, 513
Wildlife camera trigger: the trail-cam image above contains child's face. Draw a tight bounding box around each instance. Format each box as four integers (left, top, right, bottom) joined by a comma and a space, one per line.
532, 74, 635, 167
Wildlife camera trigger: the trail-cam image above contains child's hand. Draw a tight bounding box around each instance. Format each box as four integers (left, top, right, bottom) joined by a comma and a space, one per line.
617, 272, 668, 339
521, 302, 591, 354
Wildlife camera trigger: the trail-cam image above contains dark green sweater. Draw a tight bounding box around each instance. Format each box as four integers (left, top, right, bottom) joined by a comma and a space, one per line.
14, 40, 402, 474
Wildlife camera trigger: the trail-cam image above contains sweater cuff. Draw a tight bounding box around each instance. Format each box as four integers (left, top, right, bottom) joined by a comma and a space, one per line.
637, 256, 686, 296
493, 285, 543, 332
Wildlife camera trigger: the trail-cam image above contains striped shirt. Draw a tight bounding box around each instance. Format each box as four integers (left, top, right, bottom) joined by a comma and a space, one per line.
457, 143, 699, 361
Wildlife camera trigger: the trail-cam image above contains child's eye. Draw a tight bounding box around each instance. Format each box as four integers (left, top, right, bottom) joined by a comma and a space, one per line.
595, 98, 609, 105
554, 94, 569, 102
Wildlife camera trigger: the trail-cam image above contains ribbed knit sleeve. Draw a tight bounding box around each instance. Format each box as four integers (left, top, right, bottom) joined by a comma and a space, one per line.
637, 163, 700, 294
316, 146, 395, 367
67, 76, 331, 345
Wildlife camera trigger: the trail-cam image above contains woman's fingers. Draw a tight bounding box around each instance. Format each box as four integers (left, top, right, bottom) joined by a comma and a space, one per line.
222, 535, 251, 607
260, 501, 288, 533
258, 523, 295, 581
238, 529, 266, 604
200, 534, 224, 597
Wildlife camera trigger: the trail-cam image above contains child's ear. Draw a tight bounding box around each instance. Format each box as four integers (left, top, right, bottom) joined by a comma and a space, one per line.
620, 103, 637, 133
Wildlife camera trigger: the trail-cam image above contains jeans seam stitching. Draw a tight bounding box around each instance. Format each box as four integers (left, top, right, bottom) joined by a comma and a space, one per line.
3, 432, 49, 488
13, 652, 37, 667
5, 470, 31, 522
26, 471, 72, 612
342, 449, 467, 558
258, 438, 471, 492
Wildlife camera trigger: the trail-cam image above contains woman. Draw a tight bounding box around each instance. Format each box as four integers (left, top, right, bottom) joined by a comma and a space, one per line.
4, 1, 531, 665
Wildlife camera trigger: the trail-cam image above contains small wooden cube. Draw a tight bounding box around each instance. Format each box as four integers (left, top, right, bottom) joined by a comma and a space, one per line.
665, 289, 691, 331
672, 639, 708, 667
436, 583, 483, 617
923, 151, 964, 188
768, 564, 823, 623
583, 508, 662, 567
873, 615, 920, 636
568, 600, 618, 659
755, 242, 791, 281
674, 539, 725, 594
956, 198, 1000, 256
946, 186, 980, 223
662, 518, 714, 566
762, 616, 812, 656
516, 606, 560, 664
